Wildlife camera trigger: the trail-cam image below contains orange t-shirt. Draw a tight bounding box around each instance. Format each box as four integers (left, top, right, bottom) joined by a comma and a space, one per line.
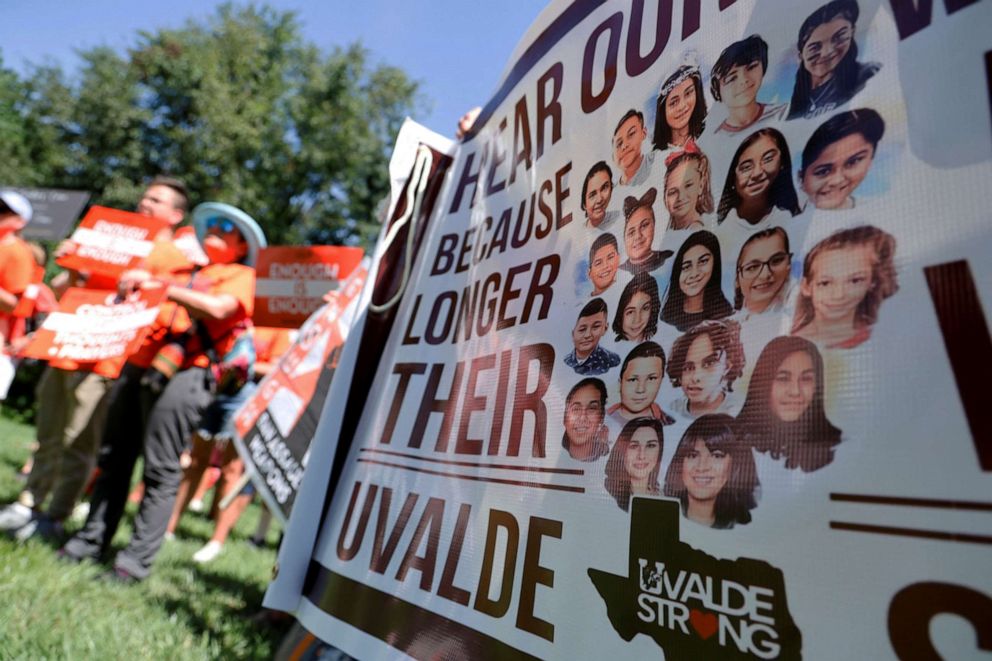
183, 262, 256, 368
0, 236, 38, 347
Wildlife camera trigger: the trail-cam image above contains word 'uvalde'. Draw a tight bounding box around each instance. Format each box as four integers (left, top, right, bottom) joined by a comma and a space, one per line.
447, 0, 744, 216
381, 343, 554, 458
269, 262, 340, 279
437, 164, 573, 272
407, 255, 558, 346
337, 481, 562, 642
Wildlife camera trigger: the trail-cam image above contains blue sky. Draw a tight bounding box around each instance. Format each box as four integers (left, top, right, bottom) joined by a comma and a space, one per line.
2, 0, 548, 137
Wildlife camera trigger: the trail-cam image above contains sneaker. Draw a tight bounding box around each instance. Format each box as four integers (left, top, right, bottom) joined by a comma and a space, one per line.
192, 541, 223, 564
0, 503, 33, 532
14, 514, 64, 542
164, 531, 175, 542
188, 499, 205, 514
70, 501, 90, 524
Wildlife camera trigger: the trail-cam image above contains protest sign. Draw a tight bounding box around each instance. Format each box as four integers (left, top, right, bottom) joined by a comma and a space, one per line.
232, 260, 369, 522
172, 225, 209, 266
7, 187, 91, 242
273, 3, 992, 653
252, 246, 366, 328
20, 287, 164, 378
56, 206, 171, 278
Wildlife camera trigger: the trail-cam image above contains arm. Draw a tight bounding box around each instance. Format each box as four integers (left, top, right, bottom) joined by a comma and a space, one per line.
165, 284, 241, 322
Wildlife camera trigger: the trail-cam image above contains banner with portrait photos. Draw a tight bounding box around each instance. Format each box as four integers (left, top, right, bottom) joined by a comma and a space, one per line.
268, 1, 992, 658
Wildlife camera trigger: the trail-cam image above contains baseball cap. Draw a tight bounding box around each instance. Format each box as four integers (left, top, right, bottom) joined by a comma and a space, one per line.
0, 190, 33, 223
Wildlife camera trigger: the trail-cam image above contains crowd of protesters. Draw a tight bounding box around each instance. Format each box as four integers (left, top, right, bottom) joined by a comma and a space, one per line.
0, 179, 294, 582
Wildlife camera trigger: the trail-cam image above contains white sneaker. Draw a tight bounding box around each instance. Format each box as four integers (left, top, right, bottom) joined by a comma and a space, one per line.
164, 531, 175, 542
70, 501, 90, 524
188, 499, 205, 513
192, 541, 223, 563
0, 503, 33, 531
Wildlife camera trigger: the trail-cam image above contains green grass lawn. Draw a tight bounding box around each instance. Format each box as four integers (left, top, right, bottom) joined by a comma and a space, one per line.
0, 416, 289, 659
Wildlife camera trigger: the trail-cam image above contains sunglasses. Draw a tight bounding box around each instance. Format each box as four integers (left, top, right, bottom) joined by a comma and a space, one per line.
206, 217, 237, 234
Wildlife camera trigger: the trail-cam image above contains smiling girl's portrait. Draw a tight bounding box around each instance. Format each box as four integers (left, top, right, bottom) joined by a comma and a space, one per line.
604, 417, 666, 511
787, 0, 881, 120
716, 128, 803, 230
800, 108, 885, 210
660, 230, 733, 332
663, 414, 759, 529
792, 225, 898, 349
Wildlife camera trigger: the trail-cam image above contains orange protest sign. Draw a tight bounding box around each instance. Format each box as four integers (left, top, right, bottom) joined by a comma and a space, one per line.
20, 287, 165, 378
56, 206, 171, 278
252, 246, 364, 328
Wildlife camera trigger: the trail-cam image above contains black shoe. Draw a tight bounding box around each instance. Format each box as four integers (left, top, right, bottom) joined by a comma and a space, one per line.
56, 548, 83, 564
101, 567, 140, 584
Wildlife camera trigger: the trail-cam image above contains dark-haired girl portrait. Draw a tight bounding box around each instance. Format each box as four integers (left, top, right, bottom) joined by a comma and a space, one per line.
653, 64, 708, 151
736, 336, 842, 472
660, 230, 733, 332
604, 417, 665, 511
663, 414, 759, 528
787, 0, 881, 120
800, 108, 885, 210
717, 128, 802, 229
734, 227, 794, 319
613, 272, 661, 342
667, 319, 745, 419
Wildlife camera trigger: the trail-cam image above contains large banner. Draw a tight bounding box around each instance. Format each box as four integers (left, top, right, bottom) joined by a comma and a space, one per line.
232, 260, 369, 522
269, 2, 992, 658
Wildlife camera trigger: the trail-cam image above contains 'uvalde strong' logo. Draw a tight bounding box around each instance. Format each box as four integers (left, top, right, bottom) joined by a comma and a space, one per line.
588, 499, 801, 659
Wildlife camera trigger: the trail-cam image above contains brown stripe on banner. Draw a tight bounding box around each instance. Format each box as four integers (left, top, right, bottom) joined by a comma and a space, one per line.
359, 447, 585, 475
462, 0, 608, 140
356, 458, 584, 493
831, 493, 992, 511
923, 260, 992, 471
830, 521, 992, 546
305, 563, 540, 661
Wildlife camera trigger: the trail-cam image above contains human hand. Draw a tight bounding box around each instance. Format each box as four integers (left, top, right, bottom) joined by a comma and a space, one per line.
456, 106, 482, 140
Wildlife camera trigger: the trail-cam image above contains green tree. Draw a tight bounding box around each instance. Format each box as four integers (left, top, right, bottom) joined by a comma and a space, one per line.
5, 3, 424, 246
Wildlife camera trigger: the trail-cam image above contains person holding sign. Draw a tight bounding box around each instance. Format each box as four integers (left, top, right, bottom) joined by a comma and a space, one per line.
799, 108, 885, 210
792, 225, 898, 349
736, 335, 842, 472
62, 203, 264, 582
787, 0, 880, 120
562, 378, 610, 462
663, 414, 760, 529
0, 180, 191, 541
604, 417, 666, 511
0, 191, 38, 352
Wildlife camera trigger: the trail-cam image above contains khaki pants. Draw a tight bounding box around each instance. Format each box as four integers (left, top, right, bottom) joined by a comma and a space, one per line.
21, 366, 113, 520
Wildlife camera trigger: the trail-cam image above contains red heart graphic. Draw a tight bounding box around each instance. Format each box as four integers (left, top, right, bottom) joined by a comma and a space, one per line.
689, 609, 719, 640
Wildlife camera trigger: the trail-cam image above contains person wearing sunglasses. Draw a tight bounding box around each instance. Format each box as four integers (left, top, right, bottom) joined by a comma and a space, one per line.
666, 319, 745, 420
62, 202, 266, 582
733, 227, 794, 321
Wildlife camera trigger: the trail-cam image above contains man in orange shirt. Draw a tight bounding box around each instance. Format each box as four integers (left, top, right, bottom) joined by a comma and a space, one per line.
0, 178, 192, 540
62, 202, 265, 582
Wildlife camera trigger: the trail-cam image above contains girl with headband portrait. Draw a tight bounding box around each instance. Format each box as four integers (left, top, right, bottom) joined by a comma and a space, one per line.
787, 0, 881, 120
793, 225, 898, 349
717, 128, 803, 230
604, 417, 666, 511
736, 336, 842, 472
653, 63, 708, 151
663, 145, 714, 231
799, 108, 885, 211
660, 230, 733, 332
663, 414, 759, 528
